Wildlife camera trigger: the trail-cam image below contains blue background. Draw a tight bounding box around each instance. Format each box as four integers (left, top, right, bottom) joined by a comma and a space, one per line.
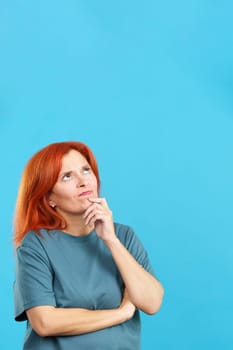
1, 1, 233, 349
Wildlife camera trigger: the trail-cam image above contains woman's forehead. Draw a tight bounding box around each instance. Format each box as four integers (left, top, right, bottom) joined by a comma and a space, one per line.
60, 150, 88, 169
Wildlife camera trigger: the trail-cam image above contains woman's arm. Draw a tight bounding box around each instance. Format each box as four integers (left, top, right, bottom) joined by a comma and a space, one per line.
26, 289, 135, 337
85, 198, 164, 315
104, 237, 164, 315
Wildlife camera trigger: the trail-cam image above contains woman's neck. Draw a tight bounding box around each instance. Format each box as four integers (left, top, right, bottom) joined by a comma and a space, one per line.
61, 214, 95, 236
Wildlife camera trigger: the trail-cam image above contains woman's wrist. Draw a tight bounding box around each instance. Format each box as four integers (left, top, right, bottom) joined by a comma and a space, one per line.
118, 290, 136, 322
118, 304, 131, 323
103, 235, 120, 249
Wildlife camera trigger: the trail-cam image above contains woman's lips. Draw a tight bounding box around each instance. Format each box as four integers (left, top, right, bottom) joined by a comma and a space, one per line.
79, 190, 93, 197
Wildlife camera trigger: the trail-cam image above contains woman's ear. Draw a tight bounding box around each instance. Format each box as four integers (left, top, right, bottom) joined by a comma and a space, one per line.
48, 200, 56, 208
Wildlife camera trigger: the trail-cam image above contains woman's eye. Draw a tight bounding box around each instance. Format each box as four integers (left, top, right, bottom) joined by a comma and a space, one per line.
62, 173, 72, 181
83, 167, 91, 174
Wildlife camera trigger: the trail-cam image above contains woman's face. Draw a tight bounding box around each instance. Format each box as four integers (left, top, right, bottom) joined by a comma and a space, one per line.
48, 149, 98, 218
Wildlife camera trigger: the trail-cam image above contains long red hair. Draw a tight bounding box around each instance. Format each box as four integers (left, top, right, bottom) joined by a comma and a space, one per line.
14, 141, 100, 247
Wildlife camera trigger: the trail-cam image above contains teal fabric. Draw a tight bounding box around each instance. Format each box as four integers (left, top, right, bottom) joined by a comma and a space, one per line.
14, 223, 155, 350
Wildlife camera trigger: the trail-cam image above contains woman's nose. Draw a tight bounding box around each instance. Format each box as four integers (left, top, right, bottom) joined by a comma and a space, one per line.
76, 174, 88, 187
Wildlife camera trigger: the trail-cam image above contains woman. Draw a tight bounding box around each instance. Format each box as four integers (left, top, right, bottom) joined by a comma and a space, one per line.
13, 141, 164, 350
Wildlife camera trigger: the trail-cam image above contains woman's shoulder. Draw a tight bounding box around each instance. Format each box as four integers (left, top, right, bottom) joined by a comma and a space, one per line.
114, 222, 135, 242
19, 229, 49, 249
114, 222, 131, 233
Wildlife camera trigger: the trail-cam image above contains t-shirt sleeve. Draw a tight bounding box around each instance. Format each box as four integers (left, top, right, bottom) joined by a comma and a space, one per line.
14, 239, 56, 322
117, 224, 157, 277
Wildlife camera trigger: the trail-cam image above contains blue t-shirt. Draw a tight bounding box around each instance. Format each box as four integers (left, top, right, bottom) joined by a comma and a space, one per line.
14, 223, 155, 350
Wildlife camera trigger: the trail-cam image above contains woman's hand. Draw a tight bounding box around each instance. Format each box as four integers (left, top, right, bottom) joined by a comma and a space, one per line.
119, 289, 136, 321
83, 197, 117, 242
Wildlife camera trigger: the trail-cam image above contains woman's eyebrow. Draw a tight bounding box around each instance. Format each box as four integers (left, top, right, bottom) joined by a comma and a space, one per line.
59, 169, 73, 176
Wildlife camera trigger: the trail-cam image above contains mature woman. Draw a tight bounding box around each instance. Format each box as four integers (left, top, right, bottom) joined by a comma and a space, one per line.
14, 141, 164, 350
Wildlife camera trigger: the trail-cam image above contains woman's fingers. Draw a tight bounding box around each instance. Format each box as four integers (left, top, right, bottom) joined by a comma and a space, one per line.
83, 202, 99, 219
88, 197, 103, 204
88, 197, 108, 208
83, 199, 107, 225
83, 198, 110, 225
85, 209, 105, 226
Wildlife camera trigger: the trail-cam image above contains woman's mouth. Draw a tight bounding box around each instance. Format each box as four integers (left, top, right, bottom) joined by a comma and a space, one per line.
79, 191, 93, 197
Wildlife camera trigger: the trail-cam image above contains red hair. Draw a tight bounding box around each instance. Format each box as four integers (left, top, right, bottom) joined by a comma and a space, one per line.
14, 141, 100, 247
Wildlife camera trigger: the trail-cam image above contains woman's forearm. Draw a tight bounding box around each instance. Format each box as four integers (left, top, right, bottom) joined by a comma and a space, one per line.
26, 293, 135, 337
105, 237, 164, 315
